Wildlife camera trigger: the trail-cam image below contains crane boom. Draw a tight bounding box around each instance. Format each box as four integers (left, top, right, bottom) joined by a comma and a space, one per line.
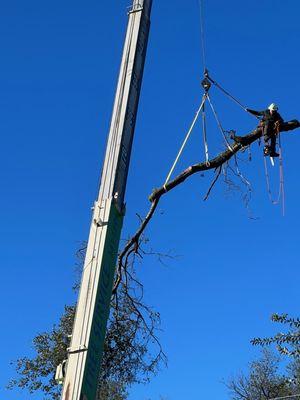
60, 1, 153, 399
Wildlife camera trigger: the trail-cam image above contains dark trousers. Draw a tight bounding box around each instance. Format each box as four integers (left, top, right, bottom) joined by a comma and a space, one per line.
263, 121, 276, 151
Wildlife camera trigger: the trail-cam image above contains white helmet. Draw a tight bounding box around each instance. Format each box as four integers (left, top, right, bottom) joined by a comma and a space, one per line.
268, 103, 278, 111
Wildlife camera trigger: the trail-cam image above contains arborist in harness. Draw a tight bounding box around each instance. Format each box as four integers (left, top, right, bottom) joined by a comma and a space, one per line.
246, 103, 284, 157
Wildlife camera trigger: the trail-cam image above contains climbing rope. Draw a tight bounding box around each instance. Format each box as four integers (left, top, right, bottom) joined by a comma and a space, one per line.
263, 123, 285, 215
278, 134, 286, 215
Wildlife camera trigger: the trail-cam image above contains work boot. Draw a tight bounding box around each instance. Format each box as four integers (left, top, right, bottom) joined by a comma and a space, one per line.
269, 150, 279, 158
264, 146, 279, 157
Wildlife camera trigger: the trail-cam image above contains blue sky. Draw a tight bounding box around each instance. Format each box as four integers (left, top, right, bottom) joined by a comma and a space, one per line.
1, 1, 300, 399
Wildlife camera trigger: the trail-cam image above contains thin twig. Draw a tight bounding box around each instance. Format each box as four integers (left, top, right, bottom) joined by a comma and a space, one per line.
204, 166, 222, 200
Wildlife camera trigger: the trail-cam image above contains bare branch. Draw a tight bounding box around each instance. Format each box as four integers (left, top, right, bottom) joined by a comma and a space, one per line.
204, 166, 222, 201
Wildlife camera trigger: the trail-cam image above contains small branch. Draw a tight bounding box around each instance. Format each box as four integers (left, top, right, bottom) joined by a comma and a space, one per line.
204, 166, 222, 201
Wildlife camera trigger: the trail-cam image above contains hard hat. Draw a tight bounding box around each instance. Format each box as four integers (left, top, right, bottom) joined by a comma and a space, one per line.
268, 103, 278, 111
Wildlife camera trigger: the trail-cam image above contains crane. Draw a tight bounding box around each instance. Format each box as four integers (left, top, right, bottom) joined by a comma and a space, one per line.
57, 1, 153, 399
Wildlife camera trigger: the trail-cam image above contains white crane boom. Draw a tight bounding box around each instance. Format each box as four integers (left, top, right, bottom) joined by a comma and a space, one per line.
60, 1, 153, 399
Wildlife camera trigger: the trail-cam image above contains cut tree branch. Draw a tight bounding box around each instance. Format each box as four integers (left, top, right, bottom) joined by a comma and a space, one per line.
113, 119, 300, 294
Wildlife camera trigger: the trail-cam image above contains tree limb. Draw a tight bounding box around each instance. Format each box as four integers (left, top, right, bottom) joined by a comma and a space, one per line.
113, 119, 300, 293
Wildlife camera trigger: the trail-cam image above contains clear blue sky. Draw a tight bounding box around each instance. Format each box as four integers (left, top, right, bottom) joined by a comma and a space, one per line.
1, 1, 299, 399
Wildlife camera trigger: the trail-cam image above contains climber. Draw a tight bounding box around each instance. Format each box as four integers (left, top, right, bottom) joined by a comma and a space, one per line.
246, 103, 284, 157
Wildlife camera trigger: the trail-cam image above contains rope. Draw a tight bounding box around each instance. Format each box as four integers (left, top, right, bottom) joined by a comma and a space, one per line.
278, 133, 286, 215
206, 94, 233, 151
198, 0, 207, 72
263, 157, 282, 205
207, 75, 247, 112
263, 123, 285, 215
164, 94, 207, 187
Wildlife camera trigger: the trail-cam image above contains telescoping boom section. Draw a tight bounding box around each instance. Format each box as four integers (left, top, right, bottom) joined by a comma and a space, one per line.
60, 1, 153, 399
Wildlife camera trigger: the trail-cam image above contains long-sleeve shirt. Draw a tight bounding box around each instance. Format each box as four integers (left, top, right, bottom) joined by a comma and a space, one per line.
247, 108, 284, 124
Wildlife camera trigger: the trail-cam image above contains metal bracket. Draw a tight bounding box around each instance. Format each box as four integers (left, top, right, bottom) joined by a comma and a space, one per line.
93, 217, 108, 227
67, 345, 88, 355
92, 200, 108, 227
127, 3, 143, 15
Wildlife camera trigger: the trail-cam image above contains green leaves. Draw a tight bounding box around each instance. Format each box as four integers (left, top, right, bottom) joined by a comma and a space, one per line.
251, 314, 300, 358
8, 292, 163, 399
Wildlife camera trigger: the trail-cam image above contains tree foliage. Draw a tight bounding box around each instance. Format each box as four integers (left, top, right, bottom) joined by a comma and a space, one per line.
227, 350, 298, 400
8, 243, 167, 399
252, 314, 300, 358
228, 314, 300, 400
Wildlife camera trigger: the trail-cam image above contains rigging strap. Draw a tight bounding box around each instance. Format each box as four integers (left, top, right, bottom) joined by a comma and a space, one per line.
201, 101, 210, 165
207, 94, 233, 151
164, 94, 208, 187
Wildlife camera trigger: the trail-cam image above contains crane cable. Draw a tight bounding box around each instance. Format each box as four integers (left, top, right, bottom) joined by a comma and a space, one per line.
198, 0, 211, 164
198, 0, 256, 119
199, 0, 285, 213
164, 0, 266, 187
198, 1, 232, 159
198, 0, 207, 73
163, 0, 208, 187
